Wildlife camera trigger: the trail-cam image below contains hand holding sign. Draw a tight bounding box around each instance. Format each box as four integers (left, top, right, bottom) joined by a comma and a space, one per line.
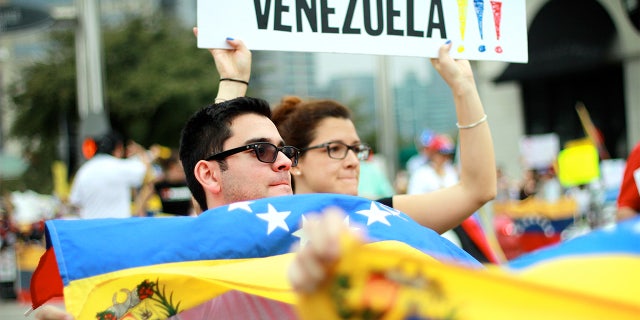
193, 27, 253, 101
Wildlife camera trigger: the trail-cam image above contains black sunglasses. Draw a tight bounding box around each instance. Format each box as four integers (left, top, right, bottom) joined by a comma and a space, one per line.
301, 142, 371, 161
205, 142, 300, 167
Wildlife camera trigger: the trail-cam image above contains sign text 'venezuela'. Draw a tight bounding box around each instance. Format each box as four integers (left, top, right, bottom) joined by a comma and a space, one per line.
253, 0, 447, 39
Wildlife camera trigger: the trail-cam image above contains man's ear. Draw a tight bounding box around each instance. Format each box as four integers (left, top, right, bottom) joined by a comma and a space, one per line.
194, 160, 222, 195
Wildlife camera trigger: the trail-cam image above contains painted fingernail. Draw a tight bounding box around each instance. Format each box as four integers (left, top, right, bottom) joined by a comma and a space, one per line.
445, 40, 452, 45
226, 37, 234, 41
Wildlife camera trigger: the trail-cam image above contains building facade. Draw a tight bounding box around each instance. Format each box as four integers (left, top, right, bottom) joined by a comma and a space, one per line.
477, 0, 640, 179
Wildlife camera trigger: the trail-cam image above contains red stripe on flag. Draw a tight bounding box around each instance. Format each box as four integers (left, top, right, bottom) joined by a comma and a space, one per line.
30, 247, 64, 310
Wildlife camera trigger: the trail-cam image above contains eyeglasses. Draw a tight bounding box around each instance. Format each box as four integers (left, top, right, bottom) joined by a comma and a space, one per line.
301, 142, 371, 161
205, 142, 300, 167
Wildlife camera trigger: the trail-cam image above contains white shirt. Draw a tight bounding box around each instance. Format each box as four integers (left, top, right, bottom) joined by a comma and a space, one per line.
70, 154, 147, 219
407, 162, 459, 195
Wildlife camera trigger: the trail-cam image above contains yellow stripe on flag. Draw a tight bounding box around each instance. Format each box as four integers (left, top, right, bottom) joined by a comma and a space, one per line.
65, 254, 296, 319
62, 240, 640, 319
298, 237, 640, 320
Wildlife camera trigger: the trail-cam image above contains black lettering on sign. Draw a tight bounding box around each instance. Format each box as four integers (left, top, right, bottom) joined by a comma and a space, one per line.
296, 0, 318, 32
343, 0, 361, 34
254, 0, 271, 29
363, 0, 384, 36
274, 0, 292, 31
320, 0, 339, 33
406, 0, 424, 37
386, 0, 402, 36
427, 0, 447, 38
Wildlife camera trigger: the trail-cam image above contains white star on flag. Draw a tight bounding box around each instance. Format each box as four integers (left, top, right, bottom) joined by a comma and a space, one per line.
256, 204, 291, 235
228, 201, 254, 212
292, 215, 309, 246
356, 202, 391, 226
381, 205, 408, 221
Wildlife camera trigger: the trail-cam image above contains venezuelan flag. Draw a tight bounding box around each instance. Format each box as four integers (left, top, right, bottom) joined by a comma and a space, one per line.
31, 193, 640, 319
30, 193, 480, 319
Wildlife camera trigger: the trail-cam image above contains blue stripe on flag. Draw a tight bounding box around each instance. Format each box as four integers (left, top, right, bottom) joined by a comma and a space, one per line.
46, 193, 481, 285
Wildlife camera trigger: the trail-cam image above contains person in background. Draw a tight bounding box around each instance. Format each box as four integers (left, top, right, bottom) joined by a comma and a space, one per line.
357, 152, 395, 200
69, 131, 152, 219
135, 147, 194, 216
616, 141, 640, 221
405, 128, 435, 175
154, 149, 193, 215
406, 133, 458, 195
518, 168, 540, 200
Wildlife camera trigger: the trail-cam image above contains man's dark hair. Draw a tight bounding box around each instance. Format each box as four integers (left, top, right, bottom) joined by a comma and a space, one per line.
95, 131, 124, 155
179, 96, 272, 211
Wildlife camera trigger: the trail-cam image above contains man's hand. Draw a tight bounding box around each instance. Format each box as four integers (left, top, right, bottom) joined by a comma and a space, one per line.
288, 208, 364, 293
34, 305, 74, 320
193, 27, 251, 101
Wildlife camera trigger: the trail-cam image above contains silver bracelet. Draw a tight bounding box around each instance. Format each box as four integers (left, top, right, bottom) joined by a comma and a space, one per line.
456, 114, 488, 129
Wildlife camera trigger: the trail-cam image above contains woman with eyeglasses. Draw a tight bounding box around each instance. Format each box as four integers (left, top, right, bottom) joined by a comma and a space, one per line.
271, 41, 496, 235
272, 96, 371, 197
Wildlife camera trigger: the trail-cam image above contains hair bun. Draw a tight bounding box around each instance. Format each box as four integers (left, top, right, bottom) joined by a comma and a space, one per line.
272, 96, 303, 126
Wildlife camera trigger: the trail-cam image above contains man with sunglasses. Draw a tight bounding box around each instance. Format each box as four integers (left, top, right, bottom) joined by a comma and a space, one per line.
180, 96, 299, 211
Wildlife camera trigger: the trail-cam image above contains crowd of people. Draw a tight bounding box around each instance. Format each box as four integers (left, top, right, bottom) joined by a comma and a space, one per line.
25, 30, 639, 320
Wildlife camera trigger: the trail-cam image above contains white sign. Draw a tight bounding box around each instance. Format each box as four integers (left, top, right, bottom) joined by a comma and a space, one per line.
197, 0, 528, 63
519, 133, 560, 170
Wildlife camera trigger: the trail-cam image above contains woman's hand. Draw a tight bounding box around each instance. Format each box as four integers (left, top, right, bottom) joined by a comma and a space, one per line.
430, 41, 475, 95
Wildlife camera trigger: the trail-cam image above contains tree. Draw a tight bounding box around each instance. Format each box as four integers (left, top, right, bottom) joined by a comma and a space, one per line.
8, 15, 218, 194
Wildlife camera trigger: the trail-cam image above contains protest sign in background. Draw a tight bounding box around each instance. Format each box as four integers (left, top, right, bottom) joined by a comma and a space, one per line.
197, 0, 528, 63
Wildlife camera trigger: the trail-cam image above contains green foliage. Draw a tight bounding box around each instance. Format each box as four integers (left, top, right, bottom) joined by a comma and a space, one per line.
8, 15, 217, 194
102, 17, 215, 146
7, 31, 77, 194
